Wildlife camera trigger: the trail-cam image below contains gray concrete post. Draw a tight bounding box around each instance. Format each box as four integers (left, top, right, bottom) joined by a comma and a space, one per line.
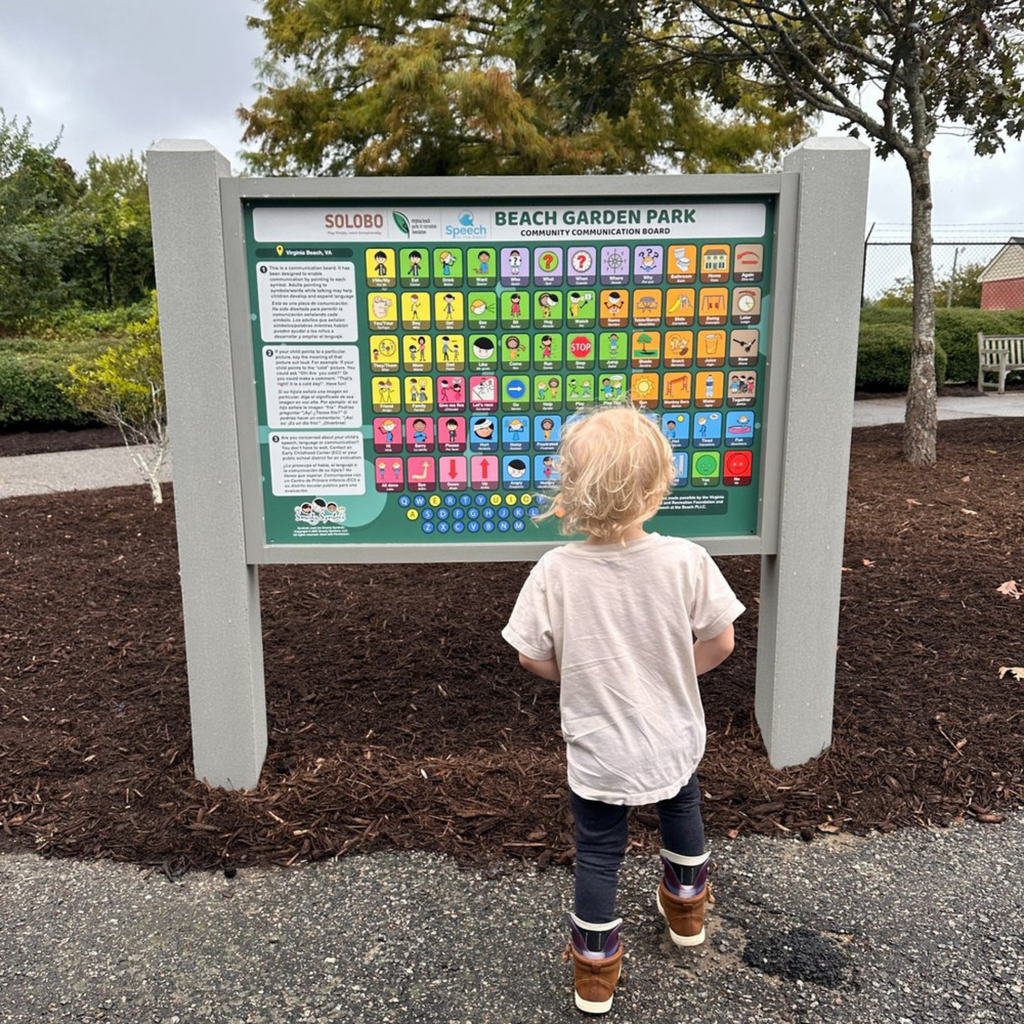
755, 138, 870, 768
147, 141, 267, 789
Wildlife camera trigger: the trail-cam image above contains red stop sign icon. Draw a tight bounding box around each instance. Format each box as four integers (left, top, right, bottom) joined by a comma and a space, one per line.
570, 336, 592, 359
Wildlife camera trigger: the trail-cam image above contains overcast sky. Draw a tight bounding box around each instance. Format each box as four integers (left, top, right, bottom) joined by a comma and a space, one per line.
3, 0, 1023, 242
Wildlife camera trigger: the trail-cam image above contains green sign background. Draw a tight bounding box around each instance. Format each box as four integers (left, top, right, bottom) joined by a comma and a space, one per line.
241, 197, 774, 549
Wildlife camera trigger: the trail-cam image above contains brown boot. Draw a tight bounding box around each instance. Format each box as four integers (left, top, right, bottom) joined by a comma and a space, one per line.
568, 914, 623, 1014
656, 849, 709, 947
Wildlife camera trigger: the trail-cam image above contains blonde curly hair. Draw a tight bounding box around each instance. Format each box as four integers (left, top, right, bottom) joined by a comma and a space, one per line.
543, 404, 676, 541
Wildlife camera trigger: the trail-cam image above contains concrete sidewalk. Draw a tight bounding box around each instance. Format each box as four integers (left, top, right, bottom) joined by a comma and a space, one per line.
1, 391, 1021, 500
852, 389, 1024, 427
0, 444, 173, 499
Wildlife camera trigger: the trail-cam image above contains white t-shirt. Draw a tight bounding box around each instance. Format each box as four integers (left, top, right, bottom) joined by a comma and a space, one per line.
502, 532, 744, 805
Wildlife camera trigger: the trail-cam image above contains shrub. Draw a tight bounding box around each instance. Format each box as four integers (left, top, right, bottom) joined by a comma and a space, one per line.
20, 296, 155, 343
857, 308, 1024, 388
934, 308, 1024, 383
856, 324, 947, 392
62, 301, 168, 503
0, 336, 109, 429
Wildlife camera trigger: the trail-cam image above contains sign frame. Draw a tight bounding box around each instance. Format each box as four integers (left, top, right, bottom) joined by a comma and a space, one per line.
220, 174, 799, 565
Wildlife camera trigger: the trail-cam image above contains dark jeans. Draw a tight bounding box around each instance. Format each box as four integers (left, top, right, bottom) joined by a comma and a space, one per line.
570, 774, 704, 924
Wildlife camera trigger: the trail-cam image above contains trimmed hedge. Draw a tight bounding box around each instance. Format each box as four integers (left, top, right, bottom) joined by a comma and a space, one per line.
856, 329, 947, 392
858, 307, 1024, 388
0, 337, 110, 429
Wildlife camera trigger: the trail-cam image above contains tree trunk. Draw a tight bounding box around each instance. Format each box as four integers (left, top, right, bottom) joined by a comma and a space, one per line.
902, 152, 938, 466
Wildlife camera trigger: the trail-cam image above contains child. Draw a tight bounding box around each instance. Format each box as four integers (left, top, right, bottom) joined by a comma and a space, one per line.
502, 405, 743, 1015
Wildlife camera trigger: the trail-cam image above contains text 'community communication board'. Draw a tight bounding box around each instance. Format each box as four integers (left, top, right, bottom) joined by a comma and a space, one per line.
238, 194, 776, 553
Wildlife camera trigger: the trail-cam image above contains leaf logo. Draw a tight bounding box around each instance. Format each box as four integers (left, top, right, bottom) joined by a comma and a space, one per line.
393, 211, 411, 237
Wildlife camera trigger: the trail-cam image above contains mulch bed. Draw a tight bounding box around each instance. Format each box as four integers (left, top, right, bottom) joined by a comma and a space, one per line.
1, 416, 1022, 877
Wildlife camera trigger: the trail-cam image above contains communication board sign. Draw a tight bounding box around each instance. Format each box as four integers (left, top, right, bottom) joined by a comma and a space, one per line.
228, 183, 785, 561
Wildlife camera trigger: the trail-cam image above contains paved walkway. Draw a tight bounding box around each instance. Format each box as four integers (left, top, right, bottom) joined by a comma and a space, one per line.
1, 814, 1021, 1022
852, 389, 1024, 427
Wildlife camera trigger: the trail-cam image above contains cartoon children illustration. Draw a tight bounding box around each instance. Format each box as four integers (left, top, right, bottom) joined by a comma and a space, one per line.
508, 249, 522, 274
472, 418, 495, 441
373, 250, 389, 276
408, 250, 423, 276
439, 251, 456, 276
637, 247, 659, 274
471, 337, 495, 364
477, 250, 491, 275
603, 292, 625, 317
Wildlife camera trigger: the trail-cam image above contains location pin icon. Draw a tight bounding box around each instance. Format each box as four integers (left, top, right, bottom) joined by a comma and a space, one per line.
276, 245, 284, 256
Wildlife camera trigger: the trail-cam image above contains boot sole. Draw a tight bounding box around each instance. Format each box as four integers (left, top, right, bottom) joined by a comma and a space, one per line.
657, 891, 706, 947
575, 991, 614, 1014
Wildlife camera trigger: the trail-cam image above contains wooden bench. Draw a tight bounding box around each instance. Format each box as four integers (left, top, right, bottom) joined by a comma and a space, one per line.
977, 333, 1024, 393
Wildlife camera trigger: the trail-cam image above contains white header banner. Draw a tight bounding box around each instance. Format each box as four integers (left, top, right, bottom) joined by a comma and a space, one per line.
252, 202, 767, 245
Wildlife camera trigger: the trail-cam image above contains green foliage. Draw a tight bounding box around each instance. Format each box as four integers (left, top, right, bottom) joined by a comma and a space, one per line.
0, 111, 82, 330
0, 334, 109, 429
674, 1, 1024, 162
936, 308, 1024, 383
876, 261, 985, 310
0, 110, 156, 332
62, 300, 168, 503
31, 295, 155, 343
856, 308, 1024, 389
238, 0, 807, 176
61, 153, 155, 310
856, 325, 946, 393
62, 303, 165, 437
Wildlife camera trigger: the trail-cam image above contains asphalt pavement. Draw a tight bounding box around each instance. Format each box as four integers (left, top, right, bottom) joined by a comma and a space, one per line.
2, 391, 1023, 1022
1, 816, 1022, 1023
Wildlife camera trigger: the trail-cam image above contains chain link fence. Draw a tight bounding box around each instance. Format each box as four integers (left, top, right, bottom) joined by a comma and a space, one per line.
861, 224, 1024, 306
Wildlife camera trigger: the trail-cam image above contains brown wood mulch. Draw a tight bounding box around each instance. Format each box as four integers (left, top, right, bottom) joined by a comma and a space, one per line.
1, 417, 1022, 877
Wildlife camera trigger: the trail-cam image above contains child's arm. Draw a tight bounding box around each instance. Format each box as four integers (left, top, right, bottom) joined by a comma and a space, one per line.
693, 623, 734, 676
518, 652, 561, 682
